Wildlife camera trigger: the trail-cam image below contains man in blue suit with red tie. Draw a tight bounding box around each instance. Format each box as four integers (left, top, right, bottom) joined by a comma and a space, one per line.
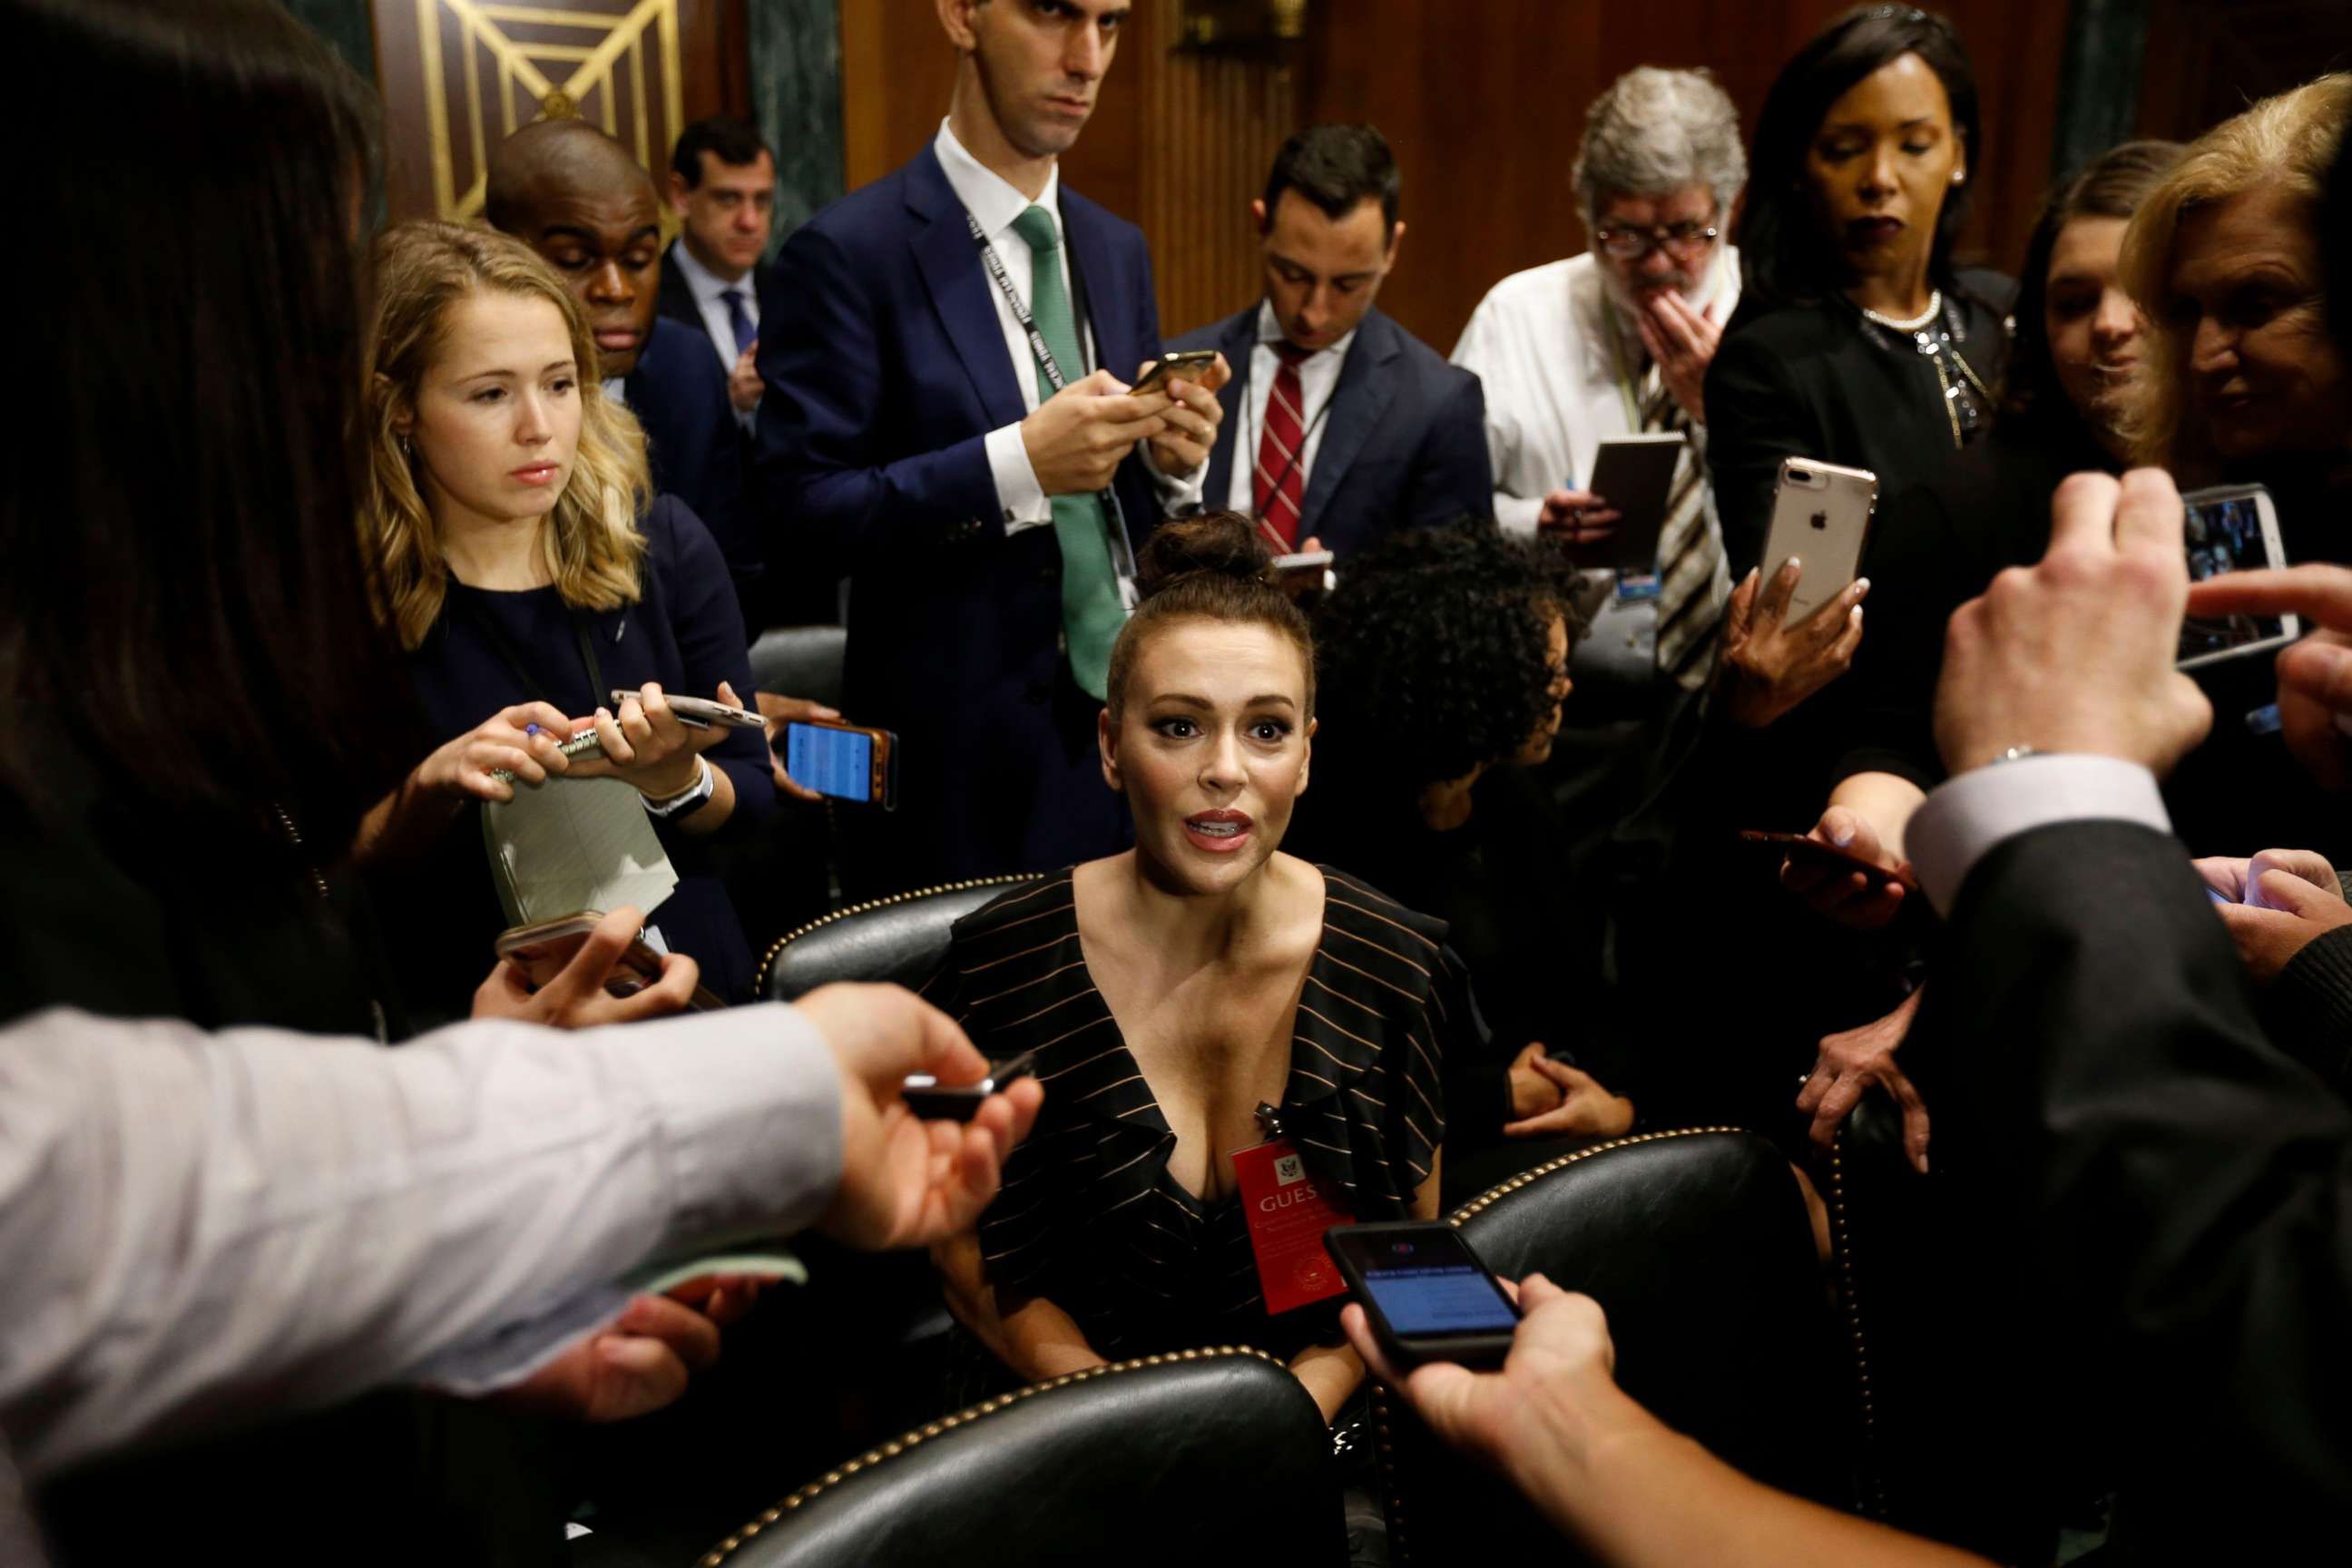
758, 0, 1227, 891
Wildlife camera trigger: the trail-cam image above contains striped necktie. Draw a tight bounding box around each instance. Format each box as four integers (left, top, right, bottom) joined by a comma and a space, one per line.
1251, 343, 1311, 547
1642, 377, 1732, 689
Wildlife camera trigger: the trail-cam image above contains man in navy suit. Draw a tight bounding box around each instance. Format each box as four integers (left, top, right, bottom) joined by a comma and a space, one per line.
1168, 123, 1491, 562
660, 117, 778, 428
658, 116, 836, 627
485, 121, 753, 613
757, 0, 1227, 891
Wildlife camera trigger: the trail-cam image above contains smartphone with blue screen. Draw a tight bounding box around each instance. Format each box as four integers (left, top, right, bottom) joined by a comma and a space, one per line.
1325, 1220, 1521, 1369
785, 720, 897, 809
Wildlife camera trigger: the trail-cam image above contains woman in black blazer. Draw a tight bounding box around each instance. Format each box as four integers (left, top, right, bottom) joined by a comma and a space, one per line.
1706, 6, 2007, 580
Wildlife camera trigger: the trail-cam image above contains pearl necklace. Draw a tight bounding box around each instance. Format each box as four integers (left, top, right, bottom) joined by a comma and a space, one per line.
1857, 289, 1943, 333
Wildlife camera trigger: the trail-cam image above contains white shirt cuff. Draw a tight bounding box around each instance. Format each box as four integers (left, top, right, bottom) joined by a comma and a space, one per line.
1494, 494, 1544, 540
985, 421, 1054, 535
1151, 453, 1208, 514
1909, 753, 2173, 916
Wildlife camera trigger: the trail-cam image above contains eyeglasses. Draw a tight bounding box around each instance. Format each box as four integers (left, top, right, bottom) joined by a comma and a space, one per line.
1591, 219, 1720, 262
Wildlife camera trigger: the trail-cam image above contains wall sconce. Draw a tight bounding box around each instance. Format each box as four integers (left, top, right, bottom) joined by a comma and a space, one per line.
1176, 0, 1308, 54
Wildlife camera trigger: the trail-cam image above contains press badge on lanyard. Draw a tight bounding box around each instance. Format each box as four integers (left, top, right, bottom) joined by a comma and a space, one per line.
1230, 1102, 1353, 1314
964, 210, 1142, 612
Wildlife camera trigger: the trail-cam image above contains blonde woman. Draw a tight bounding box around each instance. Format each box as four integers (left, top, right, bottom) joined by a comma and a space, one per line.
358, 220, 773, 1014
2117, 73, 2352, 485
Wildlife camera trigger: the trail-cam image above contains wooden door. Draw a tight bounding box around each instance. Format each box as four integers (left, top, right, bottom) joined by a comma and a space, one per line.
372, 0, 752, 223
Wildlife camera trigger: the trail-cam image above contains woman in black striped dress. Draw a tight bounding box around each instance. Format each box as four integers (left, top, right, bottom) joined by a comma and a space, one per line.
928, 514, 1471, 1427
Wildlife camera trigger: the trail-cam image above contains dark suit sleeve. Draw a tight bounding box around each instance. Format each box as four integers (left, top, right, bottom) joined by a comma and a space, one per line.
685, 348, 748, 581
1405, 368, 1495, 531
1919, 820, 2352, 1531
647, 497, 778, 837
756, 221, 1000, 562
1703, 328, 1821, 576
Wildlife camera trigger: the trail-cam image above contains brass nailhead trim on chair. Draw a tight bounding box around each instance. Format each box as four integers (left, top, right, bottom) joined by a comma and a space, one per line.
1379, 1125, 1751, 1566
695, 1346, 1289, 1566
1826, 1128, 1888, 1519
751, 874, 1036, 997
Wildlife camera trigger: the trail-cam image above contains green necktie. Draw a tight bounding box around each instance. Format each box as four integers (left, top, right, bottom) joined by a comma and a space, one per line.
1010, 203, 1124, 701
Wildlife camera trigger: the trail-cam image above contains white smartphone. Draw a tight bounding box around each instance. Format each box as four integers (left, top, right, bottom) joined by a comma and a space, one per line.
1586, 432, 1688, 574
2179, 483, 2299, 670
1760, 457, 1879, 624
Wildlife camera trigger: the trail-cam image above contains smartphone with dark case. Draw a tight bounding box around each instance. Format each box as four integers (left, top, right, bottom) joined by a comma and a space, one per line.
786, 720, 898, 809
1737, 829, 1919, 893
1325, 1220, 1521, 1370
1131, 348, 1219, 397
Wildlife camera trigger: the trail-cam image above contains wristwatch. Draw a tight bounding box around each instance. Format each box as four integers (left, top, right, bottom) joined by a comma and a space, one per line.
642, 755, 714, 820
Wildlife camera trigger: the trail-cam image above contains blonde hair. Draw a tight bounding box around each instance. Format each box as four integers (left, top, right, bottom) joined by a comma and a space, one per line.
361, 220, 649, 649
2117, 74, 2352, 472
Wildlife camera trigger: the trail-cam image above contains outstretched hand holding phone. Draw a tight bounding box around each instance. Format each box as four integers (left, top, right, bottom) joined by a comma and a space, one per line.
1346, 1277, 1991, 1565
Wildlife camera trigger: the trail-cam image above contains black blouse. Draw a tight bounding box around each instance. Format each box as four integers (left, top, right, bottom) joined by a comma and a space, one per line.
925, 866, 1467, 1363
1706, 277, 2012, 575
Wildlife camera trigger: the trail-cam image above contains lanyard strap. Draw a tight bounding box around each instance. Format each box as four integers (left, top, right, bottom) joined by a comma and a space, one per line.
1602, 308, 1648, 432
967, 211, 1083, 391
964, 209, 1140, 601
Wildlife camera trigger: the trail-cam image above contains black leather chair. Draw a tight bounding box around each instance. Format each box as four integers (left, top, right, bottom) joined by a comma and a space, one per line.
693, 1348, 1347, 1567
1826, 1095, 2068, 1561
740, 874, 1044, 1497
758, 876, 1032, 1002
1377, 1127, 1857, 1565
749, 625, 848, 710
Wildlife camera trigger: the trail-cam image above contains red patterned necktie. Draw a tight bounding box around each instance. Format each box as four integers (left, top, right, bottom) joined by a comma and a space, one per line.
1251, 343, 1310, 547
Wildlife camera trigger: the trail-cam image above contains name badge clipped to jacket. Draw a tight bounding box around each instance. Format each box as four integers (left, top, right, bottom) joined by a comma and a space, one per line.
1230, 1102, 1354, 1315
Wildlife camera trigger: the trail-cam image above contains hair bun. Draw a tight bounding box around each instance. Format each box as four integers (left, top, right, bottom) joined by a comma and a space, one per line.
1134, 512, 1278, 600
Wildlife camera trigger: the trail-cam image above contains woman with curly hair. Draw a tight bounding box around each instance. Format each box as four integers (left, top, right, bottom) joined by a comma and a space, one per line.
1290, 518, 1635, 1194
355, 221, 775, 1016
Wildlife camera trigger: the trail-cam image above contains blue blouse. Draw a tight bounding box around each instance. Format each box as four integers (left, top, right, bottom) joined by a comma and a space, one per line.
381, 496, 775, 1018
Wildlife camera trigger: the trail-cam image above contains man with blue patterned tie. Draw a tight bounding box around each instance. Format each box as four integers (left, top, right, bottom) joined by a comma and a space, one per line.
757, 0, 1228, 892
661, 118, 778, 430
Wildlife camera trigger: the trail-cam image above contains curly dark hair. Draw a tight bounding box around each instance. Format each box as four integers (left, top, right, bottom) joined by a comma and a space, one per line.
1310, 517, 1583, 790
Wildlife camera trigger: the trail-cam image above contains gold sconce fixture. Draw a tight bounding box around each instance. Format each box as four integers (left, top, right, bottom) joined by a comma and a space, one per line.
1176, 0, 1308, 54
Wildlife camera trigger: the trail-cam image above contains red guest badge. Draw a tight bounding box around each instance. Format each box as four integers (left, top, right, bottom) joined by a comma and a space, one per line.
1231, 1134, 1354, 1315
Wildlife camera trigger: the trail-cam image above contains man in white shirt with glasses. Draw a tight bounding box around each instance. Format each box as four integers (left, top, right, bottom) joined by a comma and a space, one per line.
1454, 67, 1746, 699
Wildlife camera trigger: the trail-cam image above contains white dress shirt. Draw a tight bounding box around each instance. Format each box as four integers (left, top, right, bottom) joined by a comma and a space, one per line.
1906, 753, 2175, 914
1454, 248, 1740, 681
1452, 246, 1739, 537
0, 1003, 841, 1484
1224, 300, 1355, 518
671, 238, 760, 428
931, 120, 1201, 534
